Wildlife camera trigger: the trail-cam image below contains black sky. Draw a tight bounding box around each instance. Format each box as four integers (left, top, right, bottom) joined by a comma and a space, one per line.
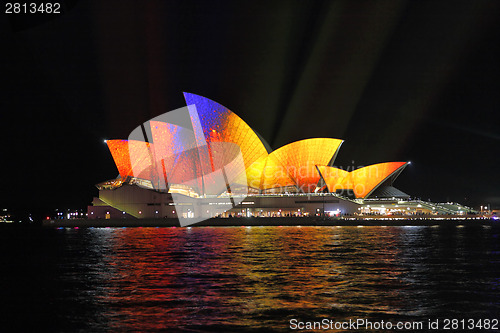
1, 0, 499, 217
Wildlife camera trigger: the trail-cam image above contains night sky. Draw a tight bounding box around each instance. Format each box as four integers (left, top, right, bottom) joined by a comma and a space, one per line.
1, 0, 499, 218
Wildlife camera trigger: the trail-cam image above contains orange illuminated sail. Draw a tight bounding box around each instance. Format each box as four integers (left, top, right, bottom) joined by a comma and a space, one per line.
317, 162, 407, 198
107, 140, 154, 180
261, 138, 343, 192
316, 165, 349, 193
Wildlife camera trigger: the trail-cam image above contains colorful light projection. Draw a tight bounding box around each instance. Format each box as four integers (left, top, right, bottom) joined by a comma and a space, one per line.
107, 140, 154, 180
106, 93, 407, 196
316, 162, 408, 198
261, 138, 343, 192
148, 120, 208, 193
183, 93, 269, 187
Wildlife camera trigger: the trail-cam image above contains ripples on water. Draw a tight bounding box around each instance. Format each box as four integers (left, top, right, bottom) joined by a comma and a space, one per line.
1, 225, 499, 332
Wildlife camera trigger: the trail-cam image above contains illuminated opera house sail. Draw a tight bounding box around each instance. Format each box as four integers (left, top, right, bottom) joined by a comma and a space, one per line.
89, 93, 412, 221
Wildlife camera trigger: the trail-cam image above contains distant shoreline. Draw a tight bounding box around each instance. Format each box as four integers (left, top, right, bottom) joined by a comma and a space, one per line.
40, 216, 498, 228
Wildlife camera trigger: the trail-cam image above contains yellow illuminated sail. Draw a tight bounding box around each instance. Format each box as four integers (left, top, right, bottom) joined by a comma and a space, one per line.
317, 162, 407, 198
261, 138, 343, 192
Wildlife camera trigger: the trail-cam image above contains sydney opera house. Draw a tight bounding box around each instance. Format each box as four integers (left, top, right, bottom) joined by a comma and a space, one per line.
88, 93, 471, 223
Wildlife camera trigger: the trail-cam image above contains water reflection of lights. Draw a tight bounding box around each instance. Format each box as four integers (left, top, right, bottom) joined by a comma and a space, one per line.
49, 226, 497, 331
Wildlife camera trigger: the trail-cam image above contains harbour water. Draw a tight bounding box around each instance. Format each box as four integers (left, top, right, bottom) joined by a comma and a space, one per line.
1, 224, 499, 332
